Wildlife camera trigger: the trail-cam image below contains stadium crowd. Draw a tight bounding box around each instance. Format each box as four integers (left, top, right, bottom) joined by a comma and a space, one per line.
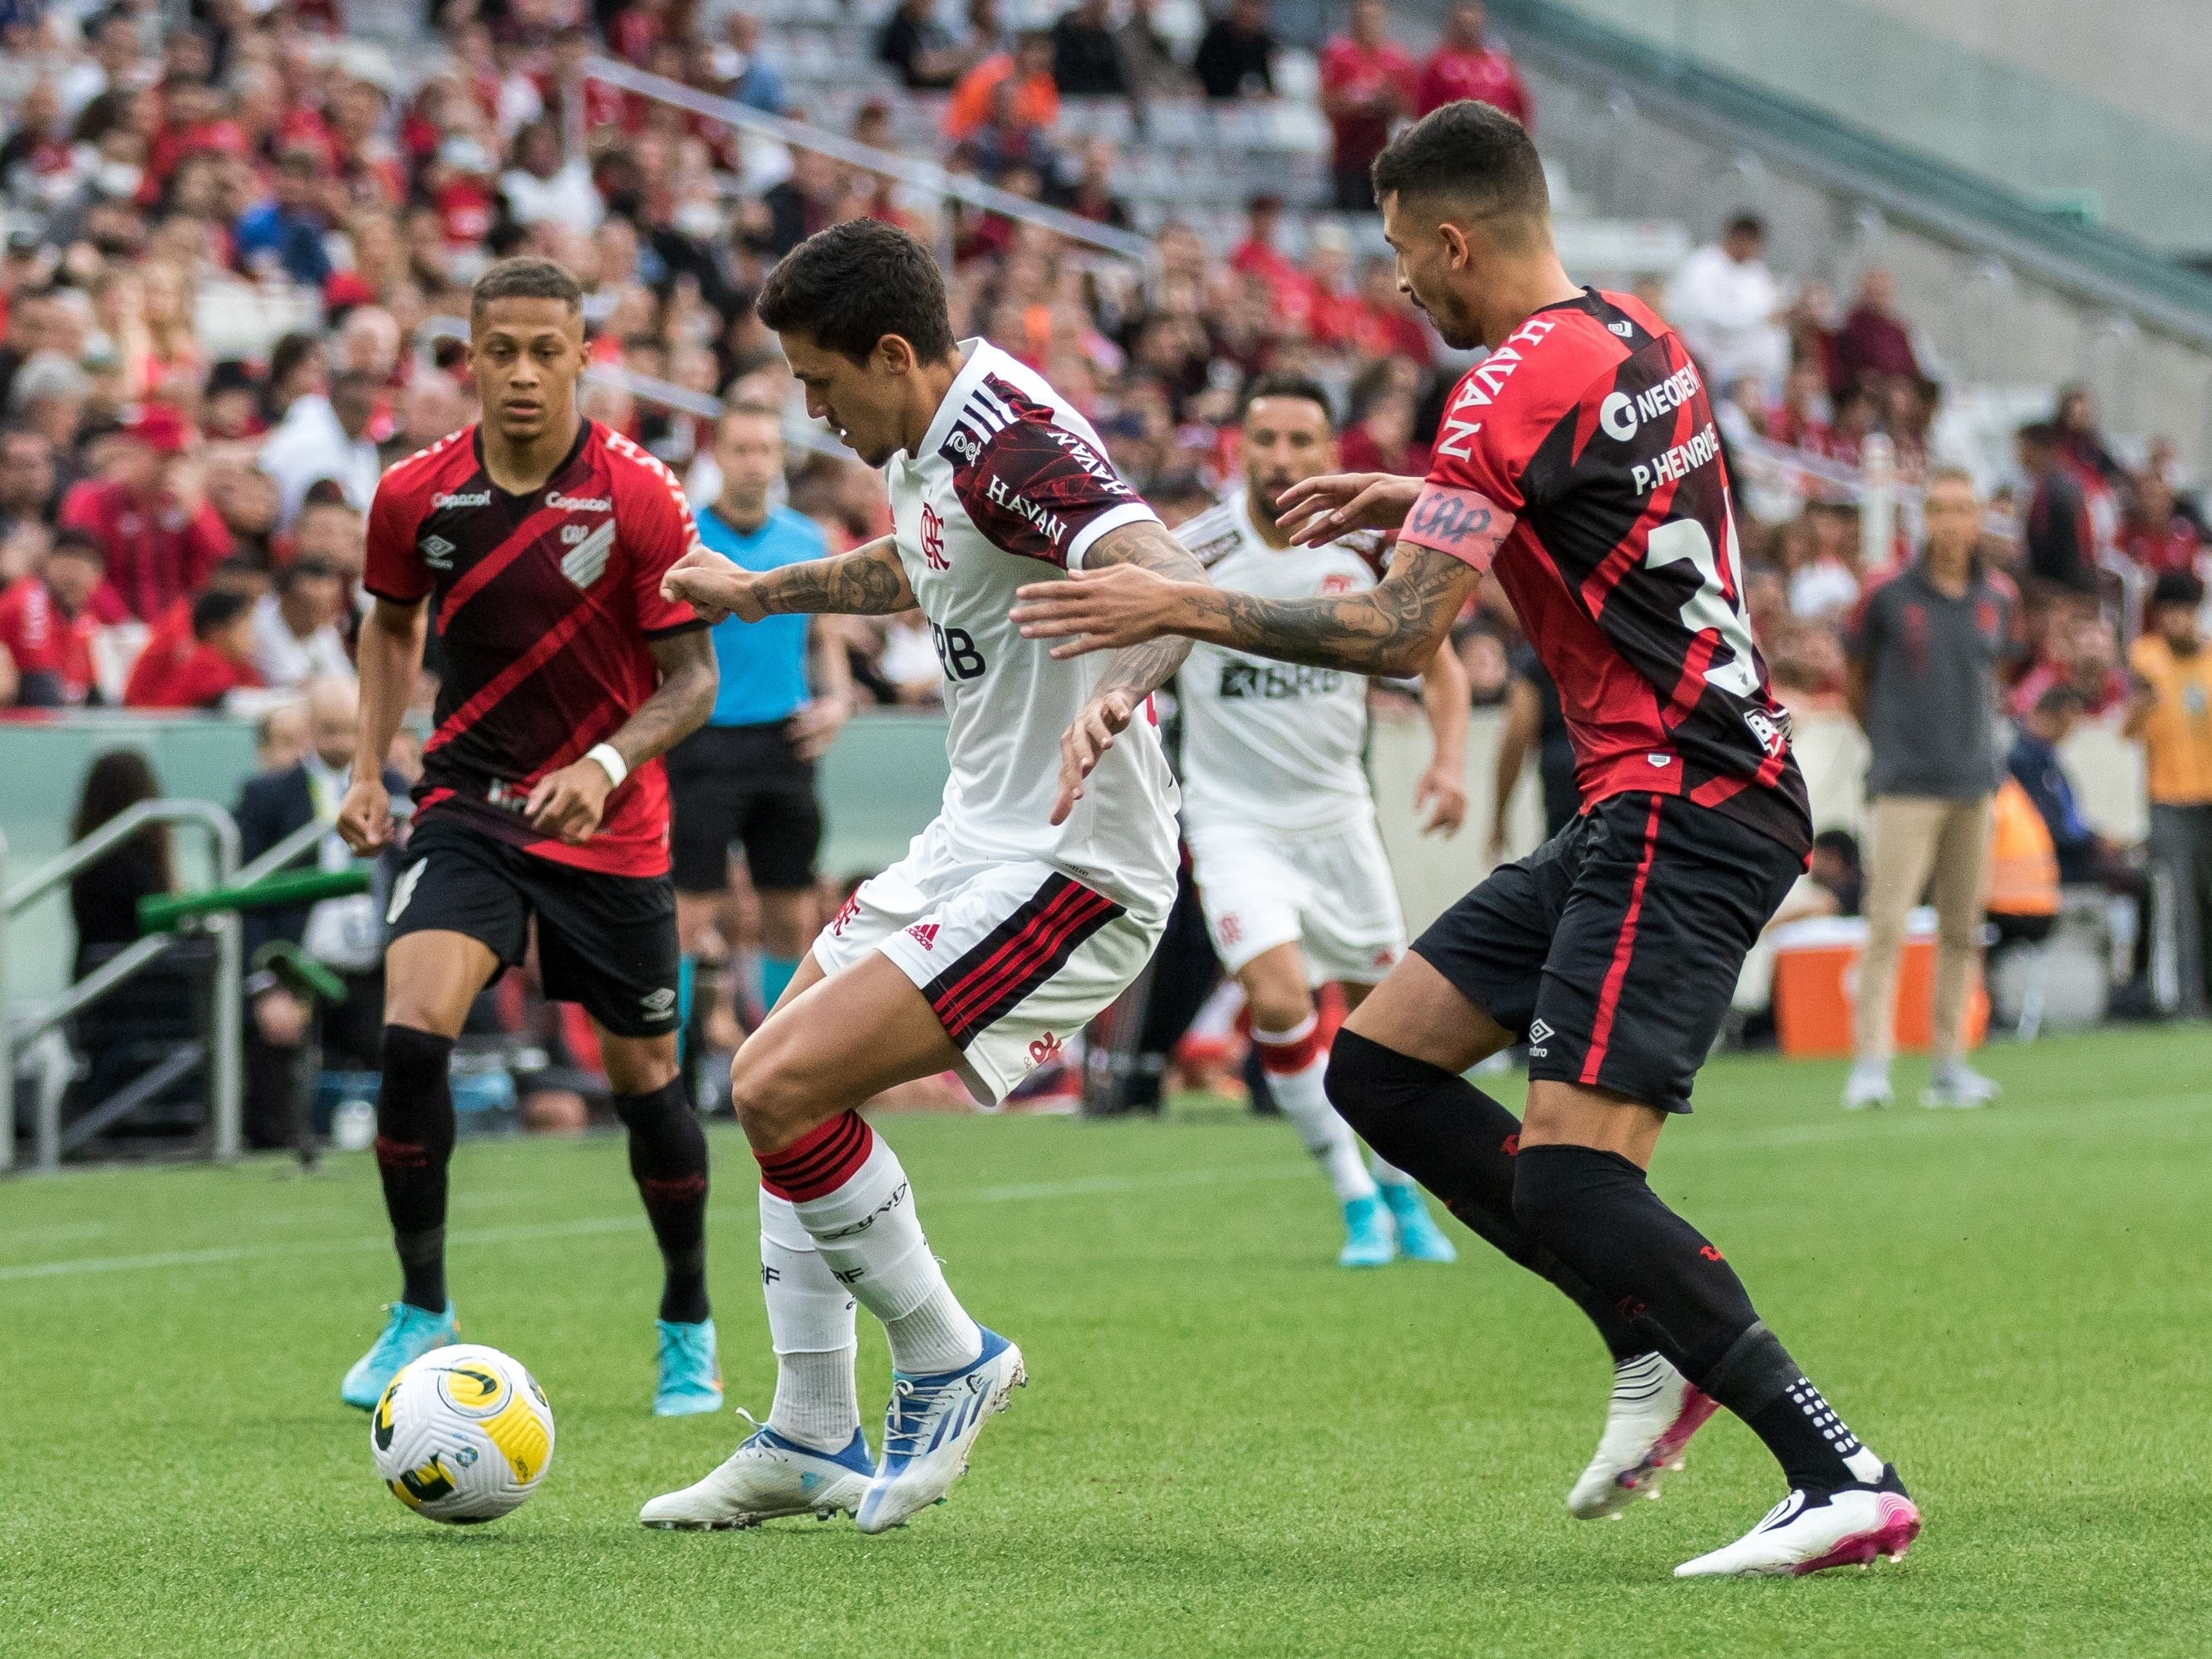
6, 0, 2212, 1141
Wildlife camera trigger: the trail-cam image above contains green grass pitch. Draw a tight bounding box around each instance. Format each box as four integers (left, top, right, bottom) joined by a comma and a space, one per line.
2, 1027, 2207, 1657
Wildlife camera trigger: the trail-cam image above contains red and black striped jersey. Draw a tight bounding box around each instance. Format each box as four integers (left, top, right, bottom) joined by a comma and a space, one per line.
364, 420, 708, 877
1398, 288, 1811, 856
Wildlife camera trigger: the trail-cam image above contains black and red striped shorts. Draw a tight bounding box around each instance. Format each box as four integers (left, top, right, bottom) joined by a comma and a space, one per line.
1411, 792, 1802, 1113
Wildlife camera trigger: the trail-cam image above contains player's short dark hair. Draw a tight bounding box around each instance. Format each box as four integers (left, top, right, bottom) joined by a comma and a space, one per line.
51, 527, 103, 562
1369, 100, 1548, 243
1241, 372, 1335, 429
756, 220, 955, 366
277, 555, 339, 591
2153, 569, 2205, 609
471, 255, 583, 317
190, 587, 252, 638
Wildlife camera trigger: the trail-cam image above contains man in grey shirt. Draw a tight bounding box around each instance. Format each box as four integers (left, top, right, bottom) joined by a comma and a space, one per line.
1842, 469, 2021, 1109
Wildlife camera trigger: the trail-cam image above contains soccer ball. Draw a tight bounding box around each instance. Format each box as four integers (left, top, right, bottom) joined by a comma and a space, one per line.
370, 1343, 555, 1524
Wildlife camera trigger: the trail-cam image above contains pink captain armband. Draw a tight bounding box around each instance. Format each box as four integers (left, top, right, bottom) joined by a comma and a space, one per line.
1395, 480, 1514, 572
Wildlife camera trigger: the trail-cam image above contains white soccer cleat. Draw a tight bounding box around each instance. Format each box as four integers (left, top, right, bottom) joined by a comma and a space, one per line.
853, 1327, 1025, 1534
1567, 1352, 1722, 1519
1921, 1063, 2000, 1110
639, 1418, 874, 1529
1841, 1060, 1893, 1112
1674, 1468, 1922, 1578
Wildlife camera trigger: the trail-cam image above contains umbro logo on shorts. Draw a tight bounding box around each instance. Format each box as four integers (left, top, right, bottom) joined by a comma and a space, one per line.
641, 987, 677, 1017
1526, 1017, 1553, 1058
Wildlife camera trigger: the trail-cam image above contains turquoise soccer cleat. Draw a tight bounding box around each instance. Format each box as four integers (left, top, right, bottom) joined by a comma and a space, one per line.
1379, 1182, 1457, 1263
1337, 1193, 1396, 1267
653, 1318, 725, 1416
340, 1302, 458, 1410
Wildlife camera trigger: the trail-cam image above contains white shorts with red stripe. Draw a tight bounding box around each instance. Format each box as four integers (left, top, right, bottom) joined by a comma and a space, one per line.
810, 826, 1167, 1104
1184, 814, 1407, 984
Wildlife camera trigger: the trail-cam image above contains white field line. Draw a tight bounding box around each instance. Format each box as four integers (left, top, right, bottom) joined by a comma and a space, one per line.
0, 1161, 1316, 1285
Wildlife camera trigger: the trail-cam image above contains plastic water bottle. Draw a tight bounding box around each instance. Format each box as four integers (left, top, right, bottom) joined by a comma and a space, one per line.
332, 1097, 376, 1152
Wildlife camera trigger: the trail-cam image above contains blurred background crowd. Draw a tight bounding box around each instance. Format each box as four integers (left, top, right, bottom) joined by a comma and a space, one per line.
4, 0, 2210, 1154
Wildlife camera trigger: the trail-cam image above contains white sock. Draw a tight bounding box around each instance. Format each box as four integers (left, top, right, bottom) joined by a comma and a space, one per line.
1254, 1018, 1375, 1203
784, 1123, 984, 1376
758, 1189, 860, 1453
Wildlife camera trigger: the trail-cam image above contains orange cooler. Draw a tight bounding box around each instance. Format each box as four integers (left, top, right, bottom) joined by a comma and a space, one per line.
1772, 912, 1988, 1058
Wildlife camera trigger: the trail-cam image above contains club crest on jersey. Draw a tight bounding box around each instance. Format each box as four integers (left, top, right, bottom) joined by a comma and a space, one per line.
560, 519, 616, 589
920, 502, 948, 570
420, 533, 456, 569
1743, 706, 1790, 758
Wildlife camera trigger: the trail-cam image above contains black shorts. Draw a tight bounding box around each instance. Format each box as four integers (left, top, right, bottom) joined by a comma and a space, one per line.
666, 722, 823, 894
1413, 791, 1803, 1114
386, 812, 681, 1038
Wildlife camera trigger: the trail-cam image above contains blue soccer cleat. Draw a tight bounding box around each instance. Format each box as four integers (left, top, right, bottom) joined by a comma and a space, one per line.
640, 1416, 873, 1528
1379, 1182, 1457, 1263
340, 1302, 459, 1410
1338, 1193, 1396, 1267
653, 1318, 725, 1416
854, 1327, 1026, 1534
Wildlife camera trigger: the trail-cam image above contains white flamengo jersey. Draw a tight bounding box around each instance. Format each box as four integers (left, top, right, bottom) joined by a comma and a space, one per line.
1175, 488, 1389, 835
884, 339, 1181, 915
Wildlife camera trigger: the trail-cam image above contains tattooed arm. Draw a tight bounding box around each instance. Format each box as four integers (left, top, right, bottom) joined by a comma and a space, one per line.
1013, 472, 1515, 680
661, 534, 915, 621
1047, 519, 1208, 825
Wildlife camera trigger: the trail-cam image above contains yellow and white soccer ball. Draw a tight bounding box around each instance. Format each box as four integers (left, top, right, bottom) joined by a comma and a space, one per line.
370, 1343, 555, 1524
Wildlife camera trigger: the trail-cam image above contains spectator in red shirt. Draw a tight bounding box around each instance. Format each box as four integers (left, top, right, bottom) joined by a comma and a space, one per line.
1416, 2, 1531, 125
1767, 356, 1831, 453
58, 405, 233, 624
1345, 253, 1431, 365
1319, 0, 1417, 213
124, 587, 264, 710
1338, 358, 1432, 475
1305, 221, 1363, 349
0, 530, 104, 706
2121, 470, 2203, 577
1228, 194, 1316, 331
1831, 268, 1920, 397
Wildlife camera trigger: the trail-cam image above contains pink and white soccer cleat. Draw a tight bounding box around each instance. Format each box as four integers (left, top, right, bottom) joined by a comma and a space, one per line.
1674, 1468, 1922, 1578
1566, 1352, 1722, 1519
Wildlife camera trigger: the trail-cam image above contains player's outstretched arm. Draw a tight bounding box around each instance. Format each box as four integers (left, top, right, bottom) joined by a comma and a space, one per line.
661, 535, 914, 622
524, 629, 719, 845
337, 596, 428, 855
1415, 637, 1470, 837
1046, 520, 1207, 827
1015, 540, 1491, 680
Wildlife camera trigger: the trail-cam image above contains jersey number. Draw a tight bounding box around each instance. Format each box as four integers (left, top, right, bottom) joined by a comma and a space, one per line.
1642, 510, 1760, 698
933, 624, 987, 681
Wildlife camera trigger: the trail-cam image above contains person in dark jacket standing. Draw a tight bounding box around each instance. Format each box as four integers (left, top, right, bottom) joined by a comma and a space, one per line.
2017, 421, 2098, 597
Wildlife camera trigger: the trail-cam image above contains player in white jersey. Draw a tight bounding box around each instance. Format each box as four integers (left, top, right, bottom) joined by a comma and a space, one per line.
1176, 375, 1470, 1267
637, 222, 1203, 1536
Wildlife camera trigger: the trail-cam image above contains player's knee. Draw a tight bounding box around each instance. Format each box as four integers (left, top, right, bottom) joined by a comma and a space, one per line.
601, 1035, 680, 1097
726, 1030, 818, 1145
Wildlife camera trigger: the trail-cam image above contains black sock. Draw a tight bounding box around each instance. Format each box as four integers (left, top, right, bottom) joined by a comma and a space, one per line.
615, 1078, 710, 1324
1706, 1323, 1878, 1495
1325, 1031, 1645, 1359
375, 1024, 455, 1313
1512, 1144, 1872, 1492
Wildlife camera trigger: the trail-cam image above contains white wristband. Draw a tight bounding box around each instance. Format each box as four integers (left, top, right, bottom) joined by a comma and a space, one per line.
584, 743, 628, 790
